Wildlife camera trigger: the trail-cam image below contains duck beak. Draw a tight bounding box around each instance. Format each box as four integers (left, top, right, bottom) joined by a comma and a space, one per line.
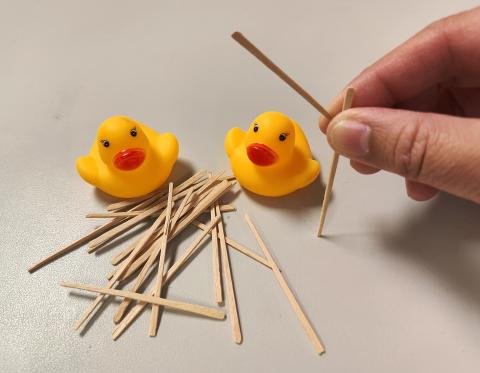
113, 148, 146, 170
246, 143, 278, 166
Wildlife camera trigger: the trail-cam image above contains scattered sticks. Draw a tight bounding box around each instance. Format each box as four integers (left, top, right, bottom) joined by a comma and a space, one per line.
111, 217, 221, 340
210, 202, 223, 304
31, 170, 325, 355
149, 183, 174, 336
61, 282, 225, 320
316, 88, 355, 237
216, 204, 242, 344
244, 214, 325, 355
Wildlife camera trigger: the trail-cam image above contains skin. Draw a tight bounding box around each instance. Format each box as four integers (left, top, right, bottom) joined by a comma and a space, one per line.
319, 6, 480, 203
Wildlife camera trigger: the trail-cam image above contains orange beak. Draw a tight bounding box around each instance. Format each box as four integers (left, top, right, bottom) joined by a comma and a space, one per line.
246, 143, 278, 166
113, 148, 146, 170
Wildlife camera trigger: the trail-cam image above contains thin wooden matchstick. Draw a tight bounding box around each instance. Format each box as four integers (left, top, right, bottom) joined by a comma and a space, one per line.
165, 216, 221, 284
216, 204, 242, 344
111, 237, 141, 266
106, 170, 207, 212
61, 282, 225, 320
113, 185, 174, 323
75, 180, 234, 330
232, 32, 332, 120
169, 186, 194, 232
111, 217, 221, 340
75, 204, 170, 330
87, 203, 164, 252
244, 214, 325, 354
29, 171, 206, 272
27, 217, 125, 273
211, 202, 223, 304
116, 212, 270, 284
149, 183, 174, 336
88, 204, 235, 219
192, 220, 272, 269
87, 179, 208, 251
111, 182, 234, 282
316, 87, 355, 237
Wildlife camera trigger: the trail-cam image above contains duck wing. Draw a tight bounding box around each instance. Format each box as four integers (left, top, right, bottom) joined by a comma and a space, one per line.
292, 120, 314, 159
225, 127, 245, 157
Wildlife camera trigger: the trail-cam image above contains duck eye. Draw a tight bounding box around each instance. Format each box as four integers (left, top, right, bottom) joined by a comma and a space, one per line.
253, 124, 259, 133
101, 140, 110, 148
130, 128, 137, 137
279, 133, 288, 141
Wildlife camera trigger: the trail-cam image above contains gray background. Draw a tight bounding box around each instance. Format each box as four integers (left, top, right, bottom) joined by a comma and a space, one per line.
1, 0, 480, 372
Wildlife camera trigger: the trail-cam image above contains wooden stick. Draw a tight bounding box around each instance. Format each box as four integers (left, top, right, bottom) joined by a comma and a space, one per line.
75, 180, 233, 330
244, 214, 325, 354
316, 88, 355, 237
232, 32, 332, 120
111, 236, 142, 266
216, 204, 242, 344
111, 217, 220, 340
75, 206, 168, 330
112, 180, 231, 281
113, 185, 174, 323
192, 220, 272, 269
61, 282, 225, 320
88, 204, 235, 219
149, 183, 174, 336
211, 203, 223, 304
28, 217, 125, 273
169, 186, 194, 232
106, 170, 207, 211
164, 217, 220, 284
87, 203, 164, 252
87, 181, 207, 250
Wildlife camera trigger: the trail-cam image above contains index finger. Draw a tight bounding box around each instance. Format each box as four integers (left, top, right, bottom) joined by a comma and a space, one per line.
320, 7, 480, 132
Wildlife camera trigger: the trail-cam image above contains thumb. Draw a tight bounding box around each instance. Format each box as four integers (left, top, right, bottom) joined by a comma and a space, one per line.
326, 107, 480, 203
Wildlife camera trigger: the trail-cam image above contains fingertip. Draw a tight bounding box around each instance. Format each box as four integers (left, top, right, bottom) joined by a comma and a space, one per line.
318, 117, 329, 134
350, 160, 380, 175
405, 179, 439, 201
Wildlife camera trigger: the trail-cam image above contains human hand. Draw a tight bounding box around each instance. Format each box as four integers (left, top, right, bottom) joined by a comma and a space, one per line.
319, 7, 480, 203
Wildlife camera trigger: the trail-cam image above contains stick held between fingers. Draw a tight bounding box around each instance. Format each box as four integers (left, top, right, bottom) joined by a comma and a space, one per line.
316, 87, 355, 237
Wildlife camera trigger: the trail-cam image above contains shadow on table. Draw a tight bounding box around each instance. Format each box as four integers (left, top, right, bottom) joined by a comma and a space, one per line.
92, 158, 196, 205
242, 174, 326, 211
379, 193, 480, 311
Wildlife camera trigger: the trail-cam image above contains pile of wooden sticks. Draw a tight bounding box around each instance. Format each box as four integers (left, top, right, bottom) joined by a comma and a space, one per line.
29, 171, 325, 354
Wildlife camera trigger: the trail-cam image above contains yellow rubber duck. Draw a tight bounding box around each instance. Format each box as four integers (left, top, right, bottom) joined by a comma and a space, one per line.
76, 116, 178, 198
225, 112, 320, 197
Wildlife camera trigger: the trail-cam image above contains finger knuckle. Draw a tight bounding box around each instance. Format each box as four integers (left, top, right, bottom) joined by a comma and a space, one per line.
392, 115, 430, 179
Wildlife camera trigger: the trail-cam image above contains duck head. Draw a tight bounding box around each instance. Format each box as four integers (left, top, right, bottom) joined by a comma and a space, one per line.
96, 116, 149, 171
244, 112, 296, 166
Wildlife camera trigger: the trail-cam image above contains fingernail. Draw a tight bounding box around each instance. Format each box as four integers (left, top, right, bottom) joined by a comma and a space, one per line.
328, 120, 371, 157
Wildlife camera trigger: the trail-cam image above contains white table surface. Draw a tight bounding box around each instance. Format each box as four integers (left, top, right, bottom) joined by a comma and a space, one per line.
1, 1, 480, 372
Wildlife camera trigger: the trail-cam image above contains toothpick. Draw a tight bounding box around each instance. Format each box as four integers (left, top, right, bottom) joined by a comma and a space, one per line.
231, 32, 332, 120
88, 204, 235, 219
316, 87, 355, 237
112, 184, 174, 324
111, 217, 220, 340
106, 170, 207, 212
111, 237, 141, 266
216, 204, 242, 344
244, 214, 325, 354
88, 181, 233, 331
211, 202, 223, 304
75, 201, 172, 330
27, 217, 124, 273
149, 183, 174, 336
169, 186, 194, 232
61, 282, 225, 320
